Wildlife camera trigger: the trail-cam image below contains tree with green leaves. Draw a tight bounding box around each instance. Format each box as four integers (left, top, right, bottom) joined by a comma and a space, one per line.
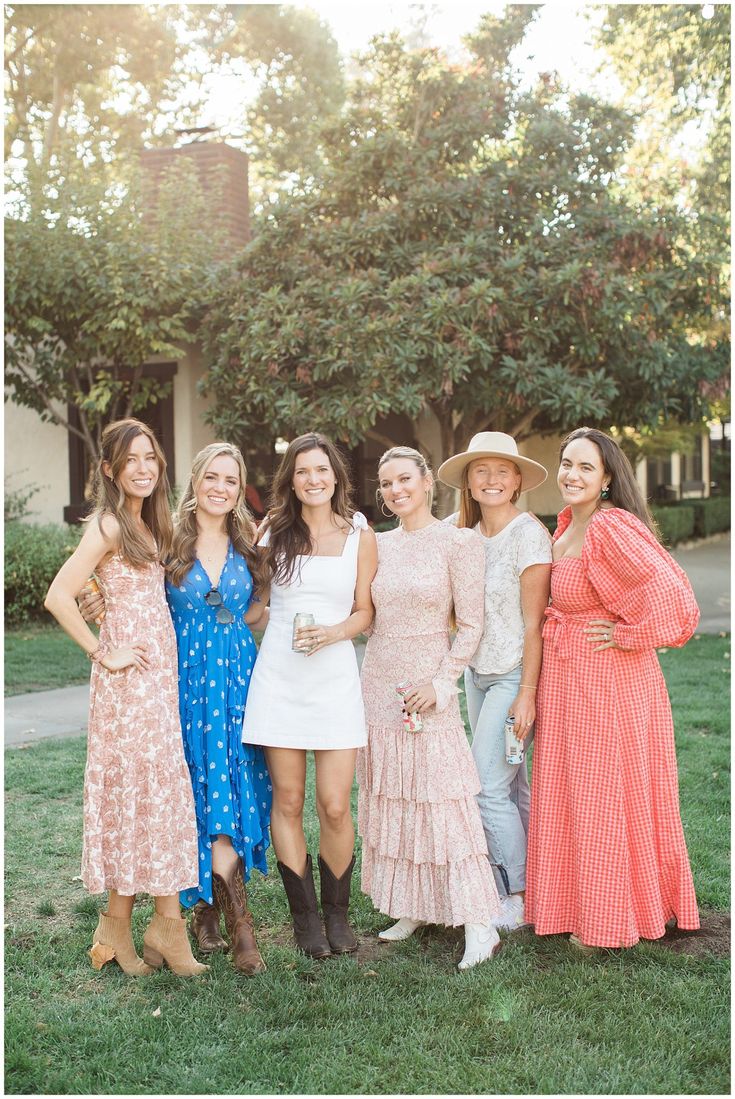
594, 4, 730, 222
5, 159, 225, 471
201, 15, 728, 511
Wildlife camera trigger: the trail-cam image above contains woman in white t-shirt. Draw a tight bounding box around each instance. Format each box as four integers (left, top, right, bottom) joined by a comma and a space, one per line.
438, 433, 551, 932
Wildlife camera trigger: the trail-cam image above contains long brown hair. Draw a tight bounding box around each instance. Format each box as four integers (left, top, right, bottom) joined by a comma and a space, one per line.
376, 446, 435, 517
560, 427, 660, 539
456, 460, 522, 529
265, 432, 355, 586
167, 442, 268, 593
92, 418, 173, 566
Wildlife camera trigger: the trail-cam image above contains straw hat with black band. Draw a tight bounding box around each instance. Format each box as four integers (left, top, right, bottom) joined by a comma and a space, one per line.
437, 432, 548, 492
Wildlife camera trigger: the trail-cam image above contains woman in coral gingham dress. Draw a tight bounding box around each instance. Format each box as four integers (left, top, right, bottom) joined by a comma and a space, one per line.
45, 419, 203, 977
525, 428, 700, 949
357, 447, 501, 970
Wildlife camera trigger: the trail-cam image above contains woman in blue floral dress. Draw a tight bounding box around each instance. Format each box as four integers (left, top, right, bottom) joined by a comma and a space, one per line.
165, 443, 272, 975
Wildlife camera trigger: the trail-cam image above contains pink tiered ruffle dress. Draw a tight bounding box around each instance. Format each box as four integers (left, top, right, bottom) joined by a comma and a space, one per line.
357, 522, 501, 927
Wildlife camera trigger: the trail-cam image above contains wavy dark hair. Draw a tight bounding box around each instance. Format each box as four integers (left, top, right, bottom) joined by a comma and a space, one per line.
265, 432, 355, 585
560, 427, 660, 539
92, 418, 173, 566
167, 442, 268, 594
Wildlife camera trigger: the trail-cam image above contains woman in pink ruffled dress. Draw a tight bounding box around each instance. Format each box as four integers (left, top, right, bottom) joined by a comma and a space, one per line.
357, 446, 501, 970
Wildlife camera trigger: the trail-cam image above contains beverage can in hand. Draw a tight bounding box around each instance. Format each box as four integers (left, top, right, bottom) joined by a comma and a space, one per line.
395, 680, 423, 733
292, 612, 315, 652
504, 715, 524, 765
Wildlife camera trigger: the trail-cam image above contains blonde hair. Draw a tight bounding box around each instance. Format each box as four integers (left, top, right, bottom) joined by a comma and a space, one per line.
167, 442, 266, 591
376, 446, 435, 517
92, 418, 172, 567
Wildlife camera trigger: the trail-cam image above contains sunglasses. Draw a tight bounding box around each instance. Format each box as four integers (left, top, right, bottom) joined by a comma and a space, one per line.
204, 588, 234, 625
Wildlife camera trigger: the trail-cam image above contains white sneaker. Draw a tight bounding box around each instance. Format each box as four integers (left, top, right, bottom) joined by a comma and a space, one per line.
378, 917, 426, 942
458, 922, 500, 969
492, 894, 528, 932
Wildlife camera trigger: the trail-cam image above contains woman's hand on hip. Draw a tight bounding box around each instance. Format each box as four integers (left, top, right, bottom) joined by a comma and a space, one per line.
100, 645, 150, 672
403, 682, 437, 714
509, 692, 536, 741
584, 619, 626, 651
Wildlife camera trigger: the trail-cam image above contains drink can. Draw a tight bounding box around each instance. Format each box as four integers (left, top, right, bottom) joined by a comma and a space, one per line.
292, 612, 315, 652
395, 679, 423, 733
504, 715, 524, 765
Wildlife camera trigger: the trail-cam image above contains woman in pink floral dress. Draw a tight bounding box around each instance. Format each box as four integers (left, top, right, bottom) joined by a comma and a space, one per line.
357, 447, 501, 970
45, 419, 203, 977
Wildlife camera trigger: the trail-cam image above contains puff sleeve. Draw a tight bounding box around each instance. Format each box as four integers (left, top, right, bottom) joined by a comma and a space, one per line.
431, 527, 485, 711
582, 509, 699, 652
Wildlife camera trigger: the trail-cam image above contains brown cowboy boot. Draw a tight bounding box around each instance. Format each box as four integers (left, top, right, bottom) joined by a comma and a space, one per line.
319, 853, 358, 954
277, 854, 332, 959
190, 900, 229, 954
212, 860, 266, 976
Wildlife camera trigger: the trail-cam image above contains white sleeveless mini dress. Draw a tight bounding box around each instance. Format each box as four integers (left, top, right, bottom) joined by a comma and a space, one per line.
242, 512, 368, 750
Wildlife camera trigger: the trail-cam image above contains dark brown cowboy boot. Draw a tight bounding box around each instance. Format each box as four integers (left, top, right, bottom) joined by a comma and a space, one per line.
212, 860, 266, 976
319, 853, 358, 954
277, 854, 331, 959
190, 900, 229, 954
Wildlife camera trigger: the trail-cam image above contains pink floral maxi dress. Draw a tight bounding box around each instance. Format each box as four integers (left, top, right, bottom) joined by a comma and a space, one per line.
82, 553, 199, 896
357, 522, 501, 926
525, 507, 700, 947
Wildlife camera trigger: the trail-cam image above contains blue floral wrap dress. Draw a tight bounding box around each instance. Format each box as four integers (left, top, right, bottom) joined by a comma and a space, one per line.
166, 544, 272, 908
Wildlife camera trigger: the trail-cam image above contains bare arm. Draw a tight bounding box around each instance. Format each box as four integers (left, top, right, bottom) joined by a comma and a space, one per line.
512, 562, 551, 740
44, 515, 149, 672
299, 526, 378, 655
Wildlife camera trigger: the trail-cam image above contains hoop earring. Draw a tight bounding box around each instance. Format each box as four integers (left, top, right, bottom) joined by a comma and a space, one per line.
380, 501, 393, 518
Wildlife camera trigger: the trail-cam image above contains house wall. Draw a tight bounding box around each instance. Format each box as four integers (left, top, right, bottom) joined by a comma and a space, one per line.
4, 403, 70, 525
170, 344, 218, 496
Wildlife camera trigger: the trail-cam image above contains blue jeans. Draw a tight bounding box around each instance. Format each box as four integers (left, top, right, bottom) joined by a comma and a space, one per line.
464, 666, 532, 897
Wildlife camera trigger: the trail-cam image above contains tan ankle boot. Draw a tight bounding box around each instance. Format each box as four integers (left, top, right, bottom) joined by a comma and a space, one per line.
143, 913, 209, 976
90, 912, 152, 976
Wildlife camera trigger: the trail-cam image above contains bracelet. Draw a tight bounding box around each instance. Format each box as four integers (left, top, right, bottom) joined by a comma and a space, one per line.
518, 683, 537, 690
88, 645, 108, 665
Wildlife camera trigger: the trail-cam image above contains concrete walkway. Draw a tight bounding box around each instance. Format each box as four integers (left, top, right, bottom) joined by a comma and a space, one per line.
5, 534, 729, 749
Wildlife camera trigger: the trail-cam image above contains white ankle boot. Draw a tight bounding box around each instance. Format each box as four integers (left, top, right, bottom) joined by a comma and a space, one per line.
458, 922, 500, 969
378, 917, 426, 942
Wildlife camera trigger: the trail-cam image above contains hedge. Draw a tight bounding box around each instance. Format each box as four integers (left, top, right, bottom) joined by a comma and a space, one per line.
5, 521, 81, 627
650, 505, 695, 547
687, 496, 731, 539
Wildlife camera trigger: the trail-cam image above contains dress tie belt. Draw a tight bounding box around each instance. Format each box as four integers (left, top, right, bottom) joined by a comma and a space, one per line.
543, 606, 614, 660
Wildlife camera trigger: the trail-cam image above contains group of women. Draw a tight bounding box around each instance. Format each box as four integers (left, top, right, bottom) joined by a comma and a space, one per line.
44, 416, 700, 977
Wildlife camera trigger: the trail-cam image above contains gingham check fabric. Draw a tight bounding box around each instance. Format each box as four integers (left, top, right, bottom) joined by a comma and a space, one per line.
525, 507, 700, 947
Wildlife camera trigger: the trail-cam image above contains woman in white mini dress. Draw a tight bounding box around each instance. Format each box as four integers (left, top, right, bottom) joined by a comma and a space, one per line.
243, 433, 377, 957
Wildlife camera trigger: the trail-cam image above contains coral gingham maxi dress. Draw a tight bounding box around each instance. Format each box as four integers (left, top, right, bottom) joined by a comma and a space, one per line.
357, 522, 501, 927
525, 507, 700, 947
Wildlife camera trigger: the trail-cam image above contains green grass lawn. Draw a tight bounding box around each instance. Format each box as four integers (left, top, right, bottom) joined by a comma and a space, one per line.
5, 623, 90, 695
4, 637, 730, 1095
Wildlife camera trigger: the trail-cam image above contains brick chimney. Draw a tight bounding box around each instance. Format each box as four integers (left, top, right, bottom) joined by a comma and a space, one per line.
141, 141, 250, 248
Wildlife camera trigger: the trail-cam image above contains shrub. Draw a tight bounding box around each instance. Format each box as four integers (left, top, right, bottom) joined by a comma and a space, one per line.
651, 505, 695, 547
5, 522, 81, 626
688, 497, 731, 538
